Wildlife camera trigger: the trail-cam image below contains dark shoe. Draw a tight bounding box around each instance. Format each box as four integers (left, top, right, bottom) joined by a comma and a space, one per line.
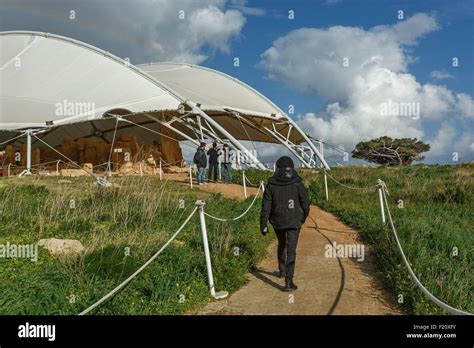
278, 270, 285, 278
283, 278, 298, 292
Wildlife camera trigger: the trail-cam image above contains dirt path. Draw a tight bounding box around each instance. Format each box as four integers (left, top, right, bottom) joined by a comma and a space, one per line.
166, 174, 402, 315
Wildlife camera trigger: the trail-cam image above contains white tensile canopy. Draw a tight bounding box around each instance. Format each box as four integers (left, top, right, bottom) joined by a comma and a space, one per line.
0, 31, 329, 170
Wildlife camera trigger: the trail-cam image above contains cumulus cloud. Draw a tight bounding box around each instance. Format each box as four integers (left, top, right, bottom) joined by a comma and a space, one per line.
2, 0, 245, 64
456, 93, 474, 118
102, 0, 246, 64
259, 13, 474, 161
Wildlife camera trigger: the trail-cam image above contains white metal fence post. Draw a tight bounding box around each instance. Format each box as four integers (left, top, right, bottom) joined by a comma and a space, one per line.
323, 170, 329, 201
189, 164, 193, 188
218, 161, 222, 181
56, 160, 61, 176
242, 171, 247, 199
7, 163, 11, 177
25, 129, 32, 175
139, 161, 143, 177
196, 200, 228, 300
377, 179, 386, 224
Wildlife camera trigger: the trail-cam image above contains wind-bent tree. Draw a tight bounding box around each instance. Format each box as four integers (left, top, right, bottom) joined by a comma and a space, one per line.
352, 136, 430, 166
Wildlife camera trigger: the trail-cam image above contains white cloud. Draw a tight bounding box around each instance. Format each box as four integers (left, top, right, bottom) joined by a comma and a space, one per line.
429, 122, 457, 156
453, 132, 474, 160
260, 26, 407, 101
24, 0, 246, 65
259, 13, 473, 160
186, 6, 245, 57
430, 70, 455, 80
371, 13, 440, 45
129, 0, 246, 64
230, 5, 266, 16
428, 123, 473, 161
456, 93, 474, 118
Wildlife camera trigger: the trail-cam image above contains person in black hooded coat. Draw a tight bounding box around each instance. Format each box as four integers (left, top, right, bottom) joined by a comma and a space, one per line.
260, 156, 310, 291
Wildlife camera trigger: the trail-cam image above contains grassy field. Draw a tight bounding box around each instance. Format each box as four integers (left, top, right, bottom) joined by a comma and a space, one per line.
244, 163, 473, 314
0, 176, 271, 315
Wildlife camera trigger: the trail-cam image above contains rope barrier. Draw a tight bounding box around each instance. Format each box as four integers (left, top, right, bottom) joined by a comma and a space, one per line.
0, 132, 27, 146
380, 181, 472, 316
204, 181, 264, 222
32, 135, 97, 180
113, 116, 197, 150
324, 170, 374, 192
243, 173, 260, 187
31, 134, 111, 187
313, 168, 471, 315
160, 158, 185, 166
79, 206, 199, 315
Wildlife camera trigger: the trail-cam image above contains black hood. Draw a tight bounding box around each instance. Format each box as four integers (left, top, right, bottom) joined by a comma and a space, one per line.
268, 167, 301, 186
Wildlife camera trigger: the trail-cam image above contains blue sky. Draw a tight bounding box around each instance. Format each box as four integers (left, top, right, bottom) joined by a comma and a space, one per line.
224, 0, 474, 114
1, 0, 473, 164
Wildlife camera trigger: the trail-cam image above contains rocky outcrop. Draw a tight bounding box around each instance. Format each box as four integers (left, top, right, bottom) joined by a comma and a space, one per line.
37, 238, 85, 257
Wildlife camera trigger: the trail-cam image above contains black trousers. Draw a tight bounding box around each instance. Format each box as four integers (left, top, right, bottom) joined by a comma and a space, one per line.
275, 228, 301, 279
208, 163, 218, 181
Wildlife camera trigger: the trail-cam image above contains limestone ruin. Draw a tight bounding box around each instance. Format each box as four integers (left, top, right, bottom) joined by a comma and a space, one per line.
0, 128, 186, 176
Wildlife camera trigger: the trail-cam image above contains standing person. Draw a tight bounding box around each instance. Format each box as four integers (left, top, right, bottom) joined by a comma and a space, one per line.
207, 142, 219, 182
259, 156, 310, 291
218, 143, 234, 183
193, 142, 207, 185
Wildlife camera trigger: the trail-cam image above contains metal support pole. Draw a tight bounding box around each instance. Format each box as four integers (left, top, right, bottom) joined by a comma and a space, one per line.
196, 200, 228, 300
139, 161, 143, 177
273, 162, 276, 172
218, 162, 222, 181
324, 170, 329, 201
319, 141, 324, 169
242, 171, 247, 199
196, 116, 204, 141
287, 118, 330, 170
377, 179, 386, 224
189, 164, 193, 188
187, 102, 266, 170
7, 163, 11, 177
25, 129, 32, 175
159, 158, 162, 180
56, 160, 61, 176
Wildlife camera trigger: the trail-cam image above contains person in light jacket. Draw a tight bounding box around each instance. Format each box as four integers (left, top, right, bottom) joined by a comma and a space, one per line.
218, 143, 234, 183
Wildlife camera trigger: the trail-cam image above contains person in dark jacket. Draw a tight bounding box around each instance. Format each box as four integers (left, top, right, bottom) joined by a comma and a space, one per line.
193, 142, 207, 185
260, 156, 310, 291
207, 142, 219, 182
